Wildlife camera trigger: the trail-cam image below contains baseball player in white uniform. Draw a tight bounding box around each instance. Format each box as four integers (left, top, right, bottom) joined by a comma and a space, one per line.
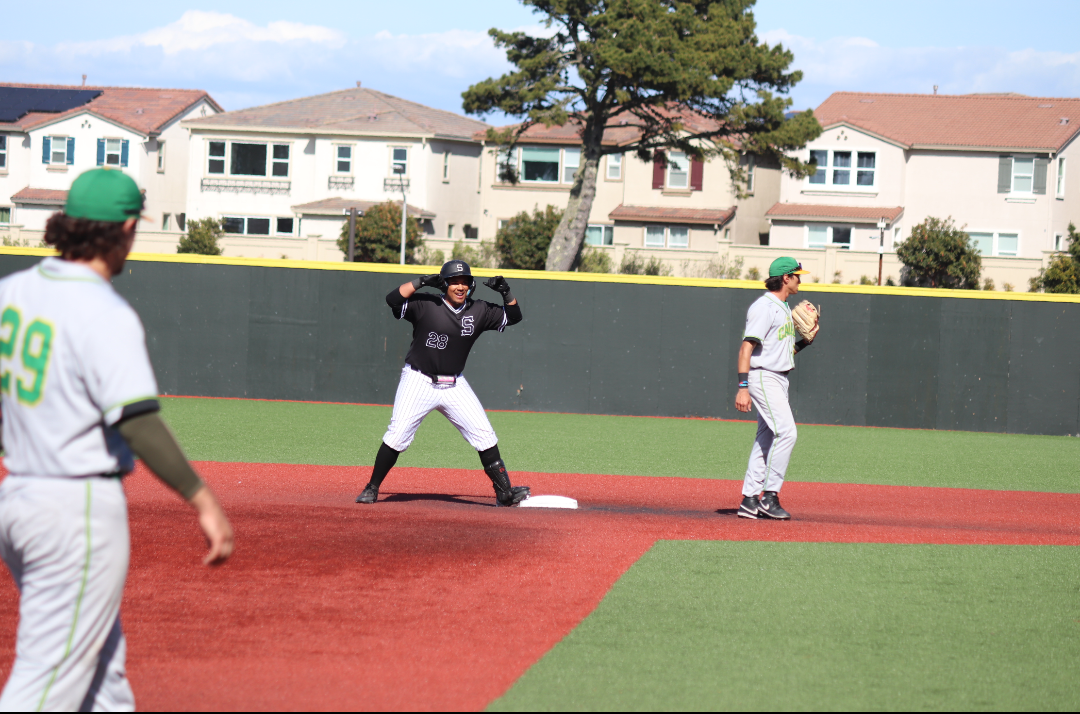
0, 168, 234, 711
734, 257, 813, 520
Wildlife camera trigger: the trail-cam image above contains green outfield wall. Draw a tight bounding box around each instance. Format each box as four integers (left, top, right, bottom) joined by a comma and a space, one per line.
2, 249, 1078, 435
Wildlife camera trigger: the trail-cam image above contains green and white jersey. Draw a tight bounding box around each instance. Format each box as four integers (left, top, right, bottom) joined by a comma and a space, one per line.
0, 258, 158, 477
743, 292, 797, 372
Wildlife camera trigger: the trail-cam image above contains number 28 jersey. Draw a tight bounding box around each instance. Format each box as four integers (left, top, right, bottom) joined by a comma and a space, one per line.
0, 258, 159, 478
387, 290, 521, 376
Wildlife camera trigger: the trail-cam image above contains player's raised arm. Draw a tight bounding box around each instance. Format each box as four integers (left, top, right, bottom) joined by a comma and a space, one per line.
386, 275, 443, 314
483, 275, 522, 327
117, 412, 234, 564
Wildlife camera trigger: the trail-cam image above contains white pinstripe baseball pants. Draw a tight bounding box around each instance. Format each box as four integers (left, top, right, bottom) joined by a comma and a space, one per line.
382, 366, 499, 452
742, 369, 798, 496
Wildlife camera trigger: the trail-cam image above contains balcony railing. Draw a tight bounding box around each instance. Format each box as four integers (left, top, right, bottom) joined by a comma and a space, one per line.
329, 176, 354, 190
201, 178, 291, 195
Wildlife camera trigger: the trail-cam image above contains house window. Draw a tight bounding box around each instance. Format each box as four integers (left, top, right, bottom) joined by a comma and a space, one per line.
222, 216, 277, 235
447, 224, 454, 239
442, 151, 451, 182
1057, 158, 1066, 196
272, 145, 289, 177
276, 218, 294, 235
521, 147, 559, 182
0, 207, 10, 224
104, 139, 122, 166
336, 145, 352, 174
49, 136, 69, 165
806, 224, 851, 249
208, 142, 226, 174
644, 225, 689, 249
157, 141, 165, 172
0, 136, 6, 169
585, 225, 613, 246
231, 143, 267, 176
667, 151, 689, 188
742, 154, 756, 191
563, 148, 580, 183
1054, 234, 1063, 251
968, 231, 1019, 257
808, 149, 876, 188
607, 153, 622, 180
391, 147, 408, 175
1012, 157, 1034, 193
162, 213, 171, 231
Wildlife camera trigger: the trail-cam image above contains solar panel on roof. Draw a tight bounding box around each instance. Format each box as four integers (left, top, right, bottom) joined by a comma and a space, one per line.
0, 87, 103, 123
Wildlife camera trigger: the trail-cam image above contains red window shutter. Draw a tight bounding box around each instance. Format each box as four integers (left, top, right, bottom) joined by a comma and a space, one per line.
652, 152, 666, 189
690, 158, 704, 191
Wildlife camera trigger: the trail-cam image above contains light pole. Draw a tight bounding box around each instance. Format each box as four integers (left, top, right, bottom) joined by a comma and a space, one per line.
877, 217, 888, 286
394, 164, 407, 265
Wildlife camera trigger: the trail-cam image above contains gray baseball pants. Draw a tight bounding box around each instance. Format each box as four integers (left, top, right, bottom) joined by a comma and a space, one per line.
742, 369, 798, 497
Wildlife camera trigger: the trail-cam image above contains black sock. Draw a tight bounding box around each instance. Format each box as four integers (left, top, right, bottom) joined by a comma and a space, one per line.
369, 442, 401, 488
478, 445, 502, 470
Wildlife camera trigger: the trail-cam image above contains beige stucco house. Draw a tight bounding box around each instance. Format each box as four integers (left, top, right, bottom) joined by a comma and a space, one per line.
179, 86, 490, 260
0, 82, 220, 239
471, 118, 780, 276
768, 92, 1080, 286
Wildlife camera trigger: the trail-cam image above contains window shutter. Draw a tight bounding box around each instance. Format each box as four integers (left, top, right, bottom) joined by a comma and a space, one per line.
96, 139, 106, 166
997, 156, 1012, 193
120, 140, 129, 167
652, 152, 666, 189
66, 137, 74, 165
1033, 158, 1049, 194
690, 158, 704, 191
42, 137, 51, 164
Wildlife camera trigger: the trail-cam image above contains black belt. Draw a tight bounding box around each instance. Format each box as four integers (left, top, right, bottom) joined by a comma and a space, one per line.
408, 364, 459, 384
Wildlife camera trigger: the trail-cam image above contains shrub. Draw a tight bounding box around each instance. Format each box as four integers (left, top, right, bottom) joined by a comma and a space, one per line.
1030, 222, 1080, 293
413, 246, 445, 267
337, 201, 422, 263
496, 205, 563, 270
619, 251, 671, 276
177, 217, 224, 256
684, 254, 744, 279
858, 275, 874, 285
451, 240, 499, 269
745, 266, 762, 281
577, 246, 613, 273
885, 276, 897, 286
895, 216, 981, 289
982, 277, 995, 291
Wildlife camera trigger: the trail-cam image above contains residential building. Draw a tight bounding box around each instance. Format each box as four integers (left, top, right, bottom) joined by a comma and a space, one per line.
0, 82, 221, 235
180, 85, 490, 260
473, 117, 781, 275
768, 92, 1080, 285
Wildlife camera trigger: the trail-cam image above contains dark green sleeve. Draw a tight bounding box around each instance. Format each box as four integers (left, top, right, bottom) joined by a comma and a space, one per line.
117, 413, 205, 500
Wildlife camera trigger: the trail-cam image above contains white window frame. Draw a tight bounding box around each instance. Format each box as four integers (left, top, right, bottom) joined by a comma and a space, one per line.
585, 224, 614, 246
643, 224, 691, 249
271, 144, 290, 178
49, 135, 68, 165
1054, 233, 1064, 251
1011, 156, 1034, 194
0, 135, 7, 170
606, 153, 622, 180
162, 213, 171, 231
447, 223, 454, 239
805, 224, 853, 250
517, 146, 560, 184
221, 215, 293, 237
442, 150, 451, 183
334, 144, 353, 175
806, 148, 877, 190
0, 206, 11, 225
157, 140, 166, 173
666, 151, 689, 189
967, 230, 1020, 257
205, 140, 290, 179
275, 216, 296, 236
390, 146, 409, 177
562, 148, 580, 184
1057, 157, 1066, 197
103, 138, 123, 167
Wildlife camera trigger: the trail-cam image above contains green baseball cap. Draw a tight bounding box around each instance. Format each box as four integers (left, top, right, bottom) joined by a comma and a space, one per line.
64, 168, 145, 223
768, 257, 810, 277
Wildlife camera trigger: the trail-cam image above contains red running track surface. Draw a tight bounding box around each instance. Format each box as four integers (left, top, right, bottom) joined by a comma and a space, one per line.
1, 463, 1077, 711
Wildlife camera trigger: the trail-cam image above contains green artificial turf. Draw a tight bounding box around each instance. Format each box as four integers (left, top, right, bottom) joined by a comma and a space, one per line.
160, 397, 1080, 493
490, 541, 1080, 712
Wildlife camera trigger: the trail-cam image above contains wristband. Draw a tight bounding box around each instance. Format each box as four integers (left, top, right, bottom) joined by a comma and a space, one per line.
738, 372, 749, 389
410, 277, 423, 291
502, 290, 515, 304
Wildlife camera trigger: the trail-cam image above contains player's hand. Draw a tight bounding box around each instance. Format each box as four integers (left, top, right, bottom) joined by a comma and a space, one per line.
484, 276, 511, 296
417, 274, 443, 290
190, 487, 235, 565
735, 388, 753, 413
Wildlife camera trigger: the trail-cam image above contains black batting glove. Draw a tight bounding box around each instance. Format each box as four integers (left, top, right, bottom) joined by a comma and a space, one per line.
484, 276, 514, 303
411, 274, 444, 291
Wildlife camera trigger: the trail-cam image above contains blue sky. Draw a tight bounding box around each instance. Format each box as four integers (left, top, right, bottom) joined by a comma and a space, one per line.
2, 0, 1077, 122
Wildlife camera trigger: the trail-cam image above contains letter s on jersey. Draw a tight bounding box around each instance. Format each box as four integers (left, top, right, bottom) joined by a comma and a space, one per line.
461, 316, 474, 337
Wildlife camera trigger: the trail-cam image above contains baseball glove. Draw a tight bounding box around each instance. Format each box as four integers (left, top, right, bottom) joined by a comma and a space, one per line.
791, 300, 820, 342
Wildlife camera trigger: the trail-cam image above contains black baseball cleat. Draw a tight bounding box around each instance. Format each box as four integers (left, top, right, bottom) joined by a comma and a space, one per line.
737, 494, 760, 519
757, 491, 791, 520
496, 485, 531, 507
355, 483, 379, 504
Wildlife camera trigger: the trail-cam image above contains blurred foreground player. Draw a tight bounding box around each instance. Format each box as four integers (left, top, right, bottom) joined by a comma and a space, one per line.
356, 260, 530, 506
0, 169, 234, 711
734, 257, 815, 520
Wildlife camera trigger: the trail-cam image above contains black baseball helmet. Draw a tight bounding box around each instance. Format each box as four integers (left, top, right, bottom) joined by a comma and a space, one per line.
440, 259, 476, 296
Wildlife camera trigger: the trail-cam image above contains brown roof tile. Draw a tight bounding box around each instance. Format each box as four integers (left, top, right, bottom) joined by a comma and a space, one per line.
766, 203, 904, 224
188, 87, 489, 141
476, 107, 725, 147
815, 92, 1080, 151
608, 204, 735, 225
0, 82, 220, 136
291, 197, 435, 220
11, 187, 67, 205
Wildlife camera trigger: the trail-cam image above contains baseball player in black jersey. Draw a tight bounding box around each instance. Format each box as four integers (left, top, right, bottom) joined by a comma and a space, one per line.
355, 260, 530, 506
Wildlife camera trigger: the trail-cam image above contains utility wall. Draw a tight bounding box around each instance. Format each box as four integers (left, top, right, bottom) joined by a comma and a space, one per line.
0, 249, 1077, 435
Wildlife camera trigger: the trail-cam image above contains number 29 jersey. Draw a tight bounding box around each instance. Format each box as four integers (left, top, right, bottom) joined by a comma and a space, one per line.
0, 258, 159, 478
388, 291, 519, 376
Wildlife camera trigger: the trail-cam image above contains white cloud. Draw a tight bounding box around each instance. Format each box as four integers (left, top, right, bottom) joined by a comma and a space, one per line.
761, 29, 1080, 108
